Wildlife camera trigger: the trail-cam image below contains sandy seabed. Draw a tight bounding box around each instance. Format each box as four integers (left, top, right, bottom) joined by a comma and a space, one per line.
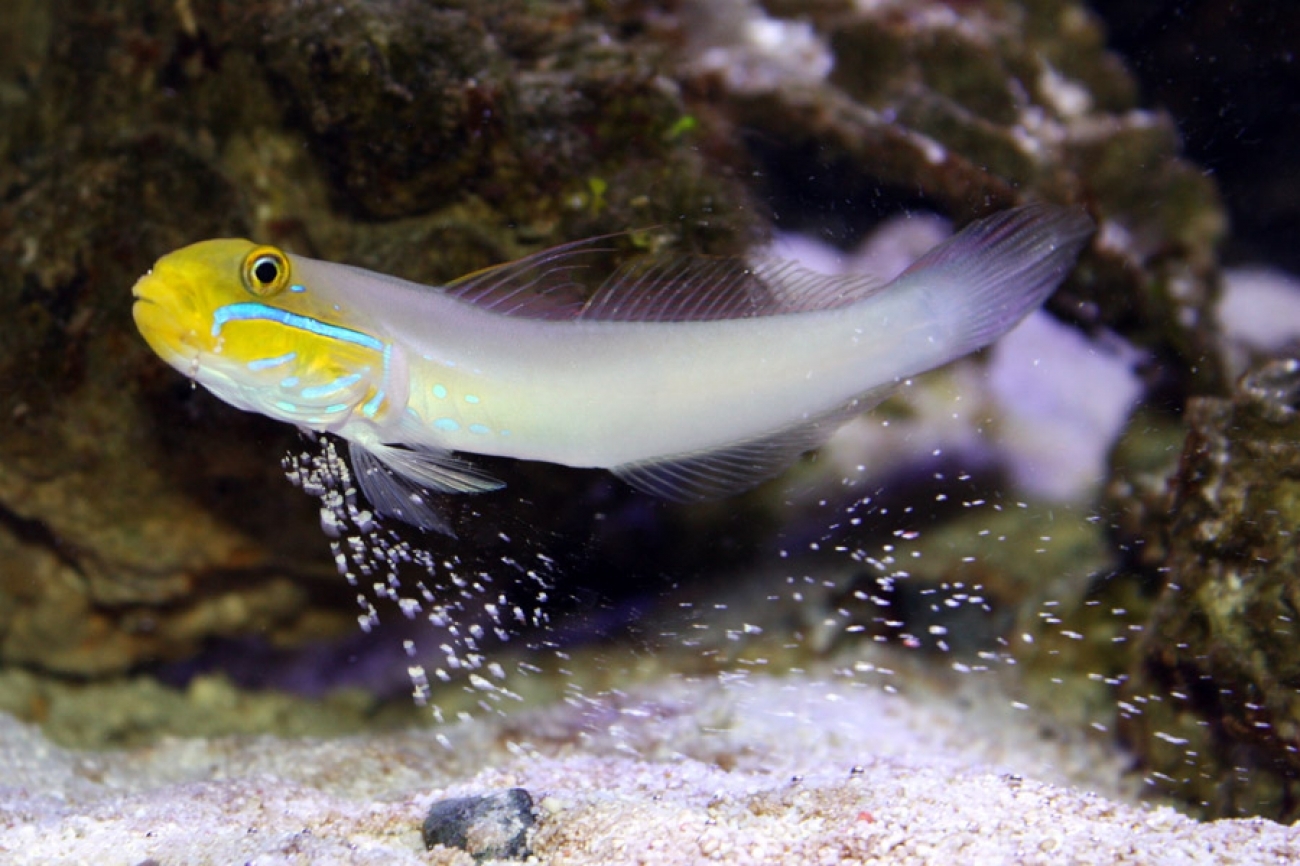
0, 664, 1295, 866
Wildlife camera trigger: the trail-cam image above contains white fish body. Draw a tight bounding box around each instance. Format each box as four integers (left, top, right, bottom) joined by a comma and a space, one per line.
133, 204, 1094, 531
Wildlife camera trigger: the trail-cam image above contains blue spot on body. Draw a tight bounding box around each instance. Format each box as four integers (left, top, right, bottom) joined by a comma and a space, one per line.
324, 403, 348, 414
434, 417, 460, 432
280, 376, 301, 388
469, 423, 490, 435
274, 400, 299, 413
433, 384, 448, 400
289, 284, 306, 293
464, 394, 481, 404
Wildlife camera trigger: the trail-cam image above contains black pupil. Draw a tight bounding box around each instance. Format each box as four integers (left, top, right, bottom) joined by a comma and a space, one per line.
253, 258, 279, 285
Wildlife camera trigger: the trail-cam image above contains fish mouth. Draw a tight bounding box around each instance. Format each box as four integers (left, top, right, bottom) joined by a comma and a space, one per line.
131, 269, 167, 306
131, 272, 168, 325
131, 270, 200, 374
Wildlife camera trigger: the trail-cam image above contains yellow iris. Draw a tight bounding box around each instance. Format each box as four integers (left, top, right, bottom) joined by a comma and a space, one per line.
241, 246, 292, 297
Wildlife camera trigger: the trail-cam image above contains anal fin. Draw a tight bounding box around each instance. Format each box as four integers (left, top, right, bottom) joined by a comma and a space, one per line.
611, 384, 898, 502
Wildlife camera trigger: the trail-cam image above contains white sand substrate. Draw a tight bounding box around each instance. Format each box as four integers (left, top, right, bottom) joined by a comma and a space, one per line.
0, 661, 1295, 865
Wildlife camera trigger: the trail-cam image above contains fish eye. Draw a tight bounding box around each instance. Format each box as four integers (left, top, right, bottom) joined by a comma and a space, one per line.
241, 246, 291, 297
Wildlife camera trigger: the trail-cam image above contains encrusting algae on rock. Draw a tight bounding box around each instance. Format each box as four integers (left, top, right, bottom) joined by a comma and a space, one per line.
1121, 358, 1300, 821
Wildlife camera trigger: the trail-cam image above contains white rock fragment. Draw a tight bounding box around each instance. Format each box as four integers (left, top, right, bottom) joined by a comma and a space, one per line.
987, 312, 1143, 501
1218, 266, 1300, 354
687, 0, 833, 92
1038, 63, 1093, 119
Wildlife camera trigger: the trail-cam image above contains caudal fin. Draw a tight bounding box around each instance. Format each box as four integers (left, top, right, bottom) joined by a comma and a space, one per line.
897, 202, 1094, 358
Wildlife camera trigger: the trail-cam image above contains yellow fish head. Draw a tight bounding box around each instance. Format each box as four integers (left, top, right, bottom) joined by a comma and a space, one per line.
132, 239, 387, 428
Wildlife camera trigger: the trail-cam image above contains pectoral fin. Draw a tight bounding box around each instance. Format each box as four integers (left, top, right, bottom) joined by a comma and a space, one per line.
349, 441, 504, 534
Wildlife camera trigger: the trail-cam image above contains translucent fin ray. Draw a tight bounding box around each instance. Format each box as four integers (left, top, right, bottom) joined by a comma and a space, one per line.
898, 202, 1094, 356
441, 235, 893, 323
348, 442, 504, 534
611, 383, 898, 501
442, 236, 619, 320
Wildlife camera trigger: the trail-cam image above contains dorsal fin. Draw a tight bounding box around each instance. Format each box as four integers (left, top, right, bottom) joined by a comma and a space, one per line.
573, 255, 887, 322
442, 235, 890, 323
442, 236, 617, 320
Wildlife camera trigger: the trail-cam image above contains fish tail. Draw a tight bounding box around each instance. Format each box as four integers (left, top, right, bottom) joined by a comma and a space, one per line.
899, 202, 1095, 357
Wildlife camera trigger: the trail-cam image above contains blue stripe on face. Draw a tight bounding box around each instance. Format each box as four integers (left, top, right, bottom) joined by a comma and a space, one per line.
360, 342, 395, 418
211, 302, 384, 352
299, 372, 363, 400
361, 389, 385, 418
247, 351, 298, 371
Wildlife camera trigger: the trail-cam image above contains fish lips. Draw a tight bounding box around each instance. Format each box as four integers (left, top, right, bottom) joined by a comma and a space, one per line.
131, 270, 201, 375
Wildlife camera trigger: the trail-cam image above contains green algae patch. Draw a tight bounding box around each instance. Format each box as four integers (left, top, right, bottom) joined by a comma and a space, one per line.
0, 668, 424, 749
